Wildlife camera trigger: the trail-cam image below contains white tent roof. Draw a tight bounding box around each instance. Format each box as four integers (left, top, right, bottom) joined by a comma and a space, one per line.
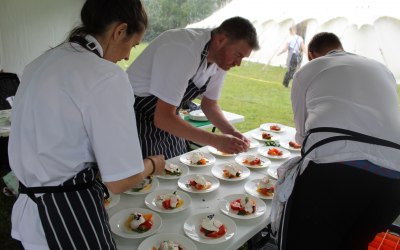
188, 0, 400, 81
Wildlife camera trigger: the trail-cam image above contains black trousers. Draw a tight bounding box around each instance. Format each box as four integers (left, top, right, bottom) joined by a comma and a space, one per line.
282, 54, 300, 87
280, 161, 400, 250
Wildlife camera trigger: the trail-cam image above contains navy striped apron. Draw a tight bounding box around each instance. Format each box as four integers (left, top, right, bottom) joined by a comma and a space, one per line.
19, 164, 116, 250
18, 37, 116, 250
134, 42, 211, 159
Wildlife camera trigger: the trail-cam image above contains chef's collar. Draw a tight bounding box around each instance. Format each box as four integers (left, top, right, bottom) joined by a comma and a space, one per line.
84, 35, 104, 57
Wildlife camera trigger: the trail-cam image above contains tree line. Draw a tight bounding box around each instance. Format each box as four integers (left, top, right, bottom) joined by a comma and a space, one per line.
143, 0, 232, 41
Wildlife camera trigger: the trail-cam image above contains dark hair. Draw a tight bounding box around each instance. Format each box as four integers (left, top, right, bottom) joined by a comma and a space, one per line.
308, 32, 344, 54
68, 0, 147, 41
213, 16, 260, 50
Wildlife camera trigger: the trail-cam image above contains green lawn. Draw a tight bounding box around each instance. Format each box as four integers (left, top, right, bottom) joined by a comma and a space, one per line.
1, 44, 399, 250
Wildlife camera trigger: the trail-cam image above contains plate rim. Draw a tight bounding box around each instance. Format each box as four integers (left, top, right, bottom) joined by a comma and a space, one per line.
177, 174, 220, 193
138, 233, 197, 250
183, 212, 237, 244
251, 131, 281, 141
257, 146, 291, 159
179, 152, 216, 167
144, 189, 192, 213
210, 163, 250, 181
234, 154, 271, 169
157, 163, 189, 179
259, 123, 286, 132
109, 207, 162, 239
219, 193, 267, 220
244, 178, 275, 200
124, 177, 159, 195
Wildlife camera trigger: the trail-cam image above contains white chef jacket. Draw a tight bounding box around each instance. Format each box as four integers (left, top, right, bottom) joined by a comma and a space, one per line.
291, 50, 400, 173
9, 35, 144, 249
126, 28, 226, 107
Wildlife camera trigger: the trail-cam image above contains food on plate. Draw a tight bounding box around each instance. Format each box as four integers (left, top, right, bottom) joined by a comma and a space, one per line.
267, 147, 283, 156
256, 176, 275, 196
264, 140, 279, 147
229, 196, 256, 215
262, 132, 272, 140
242, 155, 262, 166
223, 164, 241, 178
152, 240, 183, 250
289, 141, 302, 149
185, 175, 211, 190
164, 163, 182, 176
188, 152, 208, 165
125, 212, 153, 233
155, 191, 183, 210
129, 176, 153, 192
269, 125, 281, 131
199, 214, 227, 238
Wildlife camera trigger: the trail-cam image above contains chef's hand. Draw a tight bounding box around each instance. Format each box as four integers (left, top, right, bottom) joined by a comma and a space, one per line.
214, 134, 249, 154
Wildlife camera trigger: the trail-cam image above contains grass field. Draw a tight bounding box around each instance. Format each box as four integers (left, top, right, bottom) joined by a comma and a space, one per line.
1, 44, 399, 249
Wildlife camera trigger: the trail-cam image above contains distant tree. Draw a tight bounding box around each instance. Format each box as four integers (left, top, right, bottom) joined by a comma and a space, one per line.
143, 0, 232, 41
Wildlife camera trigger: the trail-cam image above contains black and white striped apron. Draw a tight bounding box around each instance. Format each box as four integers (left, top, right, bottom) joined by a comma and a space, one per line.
134, 42, 211, 159
18, 37, 116, 249
19, 163, 116, 250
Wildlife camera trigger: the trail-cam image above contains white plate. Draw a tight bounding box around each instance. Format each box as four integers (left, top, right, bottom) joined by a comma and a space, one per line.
267, 168, 278, 179
251, 131, 281, 141
257, 146, 291, 159
235, 154, 271, 169
259, 123, 287, 133
178, 174, 220, 193
144, 189, 192, 213
138, 233, 197, 250
219, 194, 267, 220
180, 152, 216, 167
109, 208, 162, 239
188, 110, 208, 121
104, 192, 120, 209
124, 177, 159, 195
207, 146, 236, 157
244, 179, 276, 200
183, 213, 236, 244
157, 163, 189, 179
280, 138, 302, 152
211, 163, 250, 181
247, 137, 260, 148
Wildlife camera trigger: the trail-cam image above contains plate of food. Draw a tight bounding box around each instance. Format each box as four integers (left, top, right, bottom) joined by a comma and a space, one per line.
211, 163, 250, 181
104, 191, 120, 209
280, 139, 302, 152
259, 123, 286, 133
183, 213, 236, 244
188, 110, 208, 121
144, 189, 191, 214
235, 154, 271, 169
180, 151, 216, 167
157, 163, 189, 179
244, 176, 276, 200
257, 146, 291, 159
207, 146, 236, 157
251, 131, 281, 142
138, 233, 197, 250
124, 176, 159, 195
109, 208, 162, 239
178, 174, 220, 193
219, 194, 267, 220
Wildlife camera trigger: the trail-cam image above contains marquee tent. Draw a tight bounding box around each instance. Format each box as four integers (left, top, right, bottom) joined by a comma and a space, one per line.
188, 0, 400, 81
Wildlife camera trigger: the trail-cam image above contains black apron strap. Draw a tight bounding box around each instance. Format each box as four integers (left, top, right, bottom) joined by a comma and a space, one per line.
69, 36, 102, 58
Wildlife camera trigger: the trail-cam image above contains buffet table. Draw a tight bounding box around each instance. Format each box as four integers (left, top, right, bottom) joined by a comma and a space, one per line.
108, 124, 300, 250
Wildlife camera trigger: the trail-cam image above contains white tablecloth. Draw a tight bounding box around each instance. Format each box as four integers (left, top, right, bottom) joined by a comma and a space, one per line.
109, 126, 299, 250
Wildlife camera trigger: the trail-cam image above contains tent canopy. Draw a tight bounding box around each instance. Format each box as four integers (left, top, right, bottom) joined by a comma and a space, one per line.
188, 0, 400, 81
